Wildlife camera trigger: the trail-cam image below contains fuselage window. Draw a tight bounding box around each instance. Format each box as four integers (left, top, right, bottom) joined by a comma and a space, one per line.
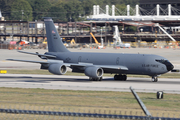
156, 59, 169, 64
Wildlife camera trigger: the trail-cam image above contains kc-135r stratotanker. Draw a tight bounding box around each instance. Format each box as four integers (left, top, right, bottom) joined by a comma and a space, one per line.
7, 17, 174, 82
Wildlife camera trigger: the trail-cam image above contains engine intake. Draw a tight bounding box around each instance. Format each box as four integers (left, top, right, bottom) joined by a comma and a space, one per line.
48, 63, 67, 75
84, 66, 103, 78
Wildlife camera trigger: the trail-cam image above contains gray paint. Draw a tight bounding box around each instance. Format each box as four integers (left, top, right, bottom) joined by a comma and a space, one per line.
44, 17, 69, 52
43, 17, 173, 78
46, 52, 168, 76
7, 18, 173, 80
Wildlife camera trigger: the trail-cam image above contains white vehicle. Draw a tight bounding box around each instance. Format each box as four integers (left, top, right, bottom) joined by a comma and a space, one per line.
116, 43, 131, 48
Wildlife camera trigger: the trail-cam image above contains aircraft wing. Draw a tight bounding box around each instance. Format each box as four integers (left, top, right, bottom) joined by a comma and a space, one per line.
6, 59, 128, 71
6, 59, 71, 67
6, 59, 49, 64
70, 62, 128, 71
98, 65, 128, 71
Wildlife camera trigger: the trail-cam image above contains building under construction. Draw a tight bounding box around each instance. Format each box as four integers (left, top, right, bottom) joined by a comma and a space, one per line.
1, 20, 180, 44
1, 3, 180, 44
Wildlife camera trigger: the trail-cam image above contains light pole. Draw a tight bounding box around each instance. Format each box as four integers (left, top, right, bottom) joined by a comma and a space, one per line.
101, 28, 103, 46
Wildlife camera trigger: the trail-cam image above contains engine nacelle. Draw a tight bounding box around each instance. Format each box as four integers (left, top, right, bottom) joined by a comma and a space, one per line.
48, 63, 67, 75
84, 66, 103, 78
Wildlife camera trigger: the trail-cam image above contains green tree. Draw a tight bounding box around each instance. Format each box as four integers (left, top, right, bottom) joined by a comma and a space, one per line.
0, 0, 15, 20
63, 0, 83, 22
10, 0, 33, 21
48, 0, 64, 6
48, 5, 67, 22
27, 0, 51, 20
45, 0, 140, 22
81, 0, 95, 16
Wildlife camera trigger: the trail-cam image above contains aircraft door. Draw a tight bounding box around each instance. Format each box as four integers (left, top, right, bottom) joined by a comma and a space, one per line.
78, 56, 82, 62
116, 57, 120, 65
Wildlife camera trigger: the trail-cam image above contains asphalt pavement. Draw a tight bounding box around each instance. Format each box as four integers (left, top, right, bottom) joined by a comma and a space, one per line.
0, 74, 180, 93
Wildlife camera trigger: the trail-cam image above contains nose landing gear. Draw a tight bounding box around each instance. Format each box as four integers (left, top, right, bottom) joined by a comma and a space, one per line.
114, 75, 127, 81
152, 76, 158, 82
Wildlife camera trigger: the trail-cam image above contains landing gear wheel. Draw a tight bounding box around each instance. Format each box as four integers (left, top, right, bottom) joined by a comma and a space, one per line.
114, 75, 127, 81
118, 75, 123, 80
114, 75, 118, 80
154, 77, 158, 82
152, 76, 158, 82
122, 75, 127, 81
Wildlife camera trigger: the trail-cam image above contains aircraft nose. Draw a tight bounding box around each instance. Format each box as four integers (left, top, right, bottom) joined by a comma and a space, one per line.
165, 62, 174, 71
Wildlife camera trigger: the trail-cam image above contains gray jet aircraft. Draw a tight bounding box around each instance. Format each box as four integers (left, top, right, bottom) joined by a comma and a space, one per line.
7, 17, 174, 82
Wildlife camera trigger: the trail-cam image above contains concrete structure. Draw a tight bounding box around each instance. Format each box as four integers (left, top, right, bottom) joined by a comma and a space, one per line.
1, 20, 180, 43
139, 0, 180, 15
88, 4, 180, 21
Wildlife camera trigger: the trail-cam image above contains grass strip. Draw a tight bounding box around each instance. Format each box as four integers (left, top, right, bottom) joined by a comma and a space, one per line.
0, 87, 179, 118
5, 69, 180, 78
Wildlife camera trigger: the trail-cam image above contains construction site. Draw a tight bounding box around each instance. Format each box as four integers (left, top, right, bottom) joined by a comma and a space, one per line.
1, 2, 180, 49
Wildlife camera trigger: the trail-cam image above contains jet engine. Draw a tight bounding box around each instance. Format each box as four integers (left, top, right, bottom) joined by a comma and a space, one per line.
48, 63, 67, 75
84, 66, 103, 78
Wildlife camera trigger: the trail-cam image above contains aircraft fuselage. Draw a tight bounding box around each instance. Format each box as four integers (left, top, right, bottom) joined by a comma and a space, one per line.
46, 52, 172, 76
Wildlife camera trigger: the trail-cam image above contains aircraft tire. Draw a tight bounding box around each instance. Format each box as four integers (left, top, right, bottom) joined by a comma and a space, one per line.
99, 77, 102, 81
155, 77, 158, 82
118, 75, 123, 80
152, 77, 158, 82
114, 75, 118, 80
114, 75, 127, 81
122, 75, 127, 81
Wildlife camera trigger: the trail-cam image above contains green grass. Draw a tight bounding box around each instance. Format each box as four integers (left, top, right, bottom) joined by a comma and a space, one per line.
1, 69, 180, 118
5, 69, 180, 78
0, 87, 179, 118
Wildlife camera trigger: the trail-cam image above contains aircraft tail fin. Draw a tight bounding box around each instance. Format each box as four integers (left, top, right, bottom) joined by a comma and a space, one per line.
44, 17, 69, 52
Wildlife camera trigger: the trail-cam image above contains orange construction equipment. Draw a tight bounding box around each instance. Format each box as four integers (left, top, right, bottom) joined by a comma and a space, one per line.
90, 32, 100, 45
19, 41, 26, 46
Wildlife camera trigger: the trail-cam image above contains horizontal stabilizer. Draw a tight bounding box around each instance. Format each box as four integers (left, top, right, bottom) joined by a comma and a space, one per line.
18, 51, 56, 59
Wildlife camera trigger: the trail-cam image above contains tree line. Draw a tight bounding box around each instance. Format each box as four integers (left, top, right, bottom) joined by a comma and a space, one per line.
0, 0, 139, 22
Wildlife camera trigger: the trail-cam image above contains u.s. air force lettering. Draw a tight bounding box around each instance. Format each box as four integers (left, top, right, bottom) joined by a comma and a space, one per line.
142, 64, 158, 68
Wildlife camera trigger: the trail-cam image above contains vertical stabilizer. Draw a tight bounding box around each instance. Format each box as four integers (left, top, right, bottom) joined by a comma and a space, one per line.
44, 17, 69, 52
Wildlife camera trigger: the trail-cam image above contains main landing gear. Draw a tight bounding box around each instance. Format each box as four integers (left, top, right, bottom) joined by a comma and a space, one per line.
114, 75, 127, 81
89, 77, 102, 81
152, 76, 158, 82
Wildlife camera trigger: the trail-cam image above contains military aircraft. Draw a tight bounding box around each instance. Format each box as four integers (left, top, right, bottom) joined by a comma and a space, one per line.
7, 17, 174, 82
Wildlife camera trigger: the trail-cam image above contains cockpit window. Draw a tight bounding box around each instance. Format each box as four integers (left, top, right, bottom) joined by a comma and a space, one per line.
156, 59, 169, 64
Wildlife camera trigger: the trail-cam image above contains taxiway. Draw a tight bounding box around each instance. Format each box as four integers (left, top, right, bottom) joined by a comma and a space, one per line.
0, 74, 180, 93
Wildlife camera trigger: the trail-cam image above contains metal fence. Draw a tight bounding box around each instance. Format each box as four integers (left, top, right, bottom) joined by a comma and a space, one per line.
1, 108, 179, 120
0, 88, 180, 120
